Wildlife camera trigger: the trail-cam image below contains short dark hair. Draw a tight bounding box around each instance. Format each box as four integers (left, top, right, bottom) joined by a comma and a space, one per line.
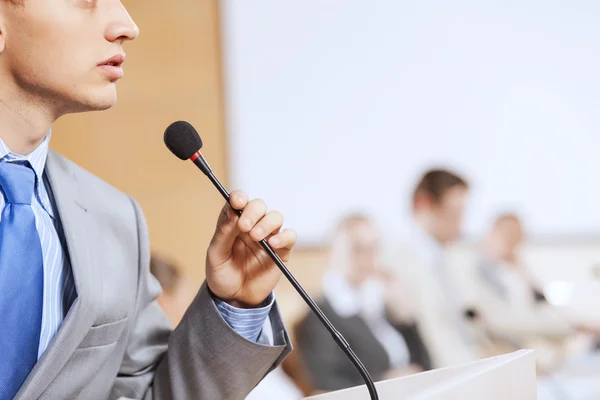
413, 169, 468, 205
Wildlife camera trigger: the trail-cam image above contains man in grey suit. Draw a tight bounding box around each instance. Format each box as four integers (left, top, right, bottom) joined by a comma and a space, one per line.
0, 1, 296, 399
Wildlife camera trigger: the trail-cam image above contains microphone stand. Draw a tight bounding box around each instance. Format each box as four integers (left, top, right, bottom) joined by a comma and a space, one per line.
191, 152, 379, 400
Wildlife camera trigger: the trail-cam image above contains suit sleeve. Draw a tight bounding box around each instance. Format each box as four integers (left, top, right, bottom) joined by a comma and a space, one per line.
109, 198, 292, 400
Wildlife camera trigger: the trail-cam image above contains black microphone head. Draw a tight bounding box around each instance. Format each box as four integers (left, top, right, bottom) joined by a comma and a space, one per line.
164, 121, 203, 160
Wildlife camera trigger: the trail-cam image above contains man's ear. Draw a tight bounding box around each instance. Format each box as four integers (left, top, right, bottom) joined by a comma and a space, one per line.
413, 192, 433, 212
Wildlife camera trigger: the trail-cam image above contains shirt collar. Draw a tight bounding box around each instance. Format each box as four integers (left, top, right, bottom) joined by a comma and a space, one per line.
0, 132, 53, 217
0, 131, 51, 182
322, 269, 386, 320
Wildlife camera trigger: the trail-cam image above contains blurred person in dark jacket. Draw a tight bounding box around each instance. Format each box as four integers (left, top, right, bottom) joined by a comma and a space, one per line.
295, 214, 429, 392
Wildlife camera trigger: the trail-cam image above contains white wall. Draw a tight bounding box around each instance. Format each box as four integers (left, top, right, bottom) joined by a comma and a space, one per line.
221, 0, 600, 245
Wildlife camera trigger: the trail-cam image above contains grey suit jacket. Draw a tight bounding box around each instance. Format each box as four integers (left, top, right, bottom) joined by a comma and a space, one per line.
14, 151, 292, 400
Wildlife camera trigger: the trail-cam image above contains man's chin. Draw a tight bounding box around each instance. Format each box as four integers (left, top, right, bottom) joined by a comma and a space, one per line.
93, 97, 117, 111
68, 90, 118, 114
90, 87, 118, 110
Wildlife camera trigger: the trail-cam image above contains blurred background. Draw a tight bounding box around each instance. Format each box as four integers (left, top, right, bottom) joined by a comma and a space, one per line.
51, 1, 600, 399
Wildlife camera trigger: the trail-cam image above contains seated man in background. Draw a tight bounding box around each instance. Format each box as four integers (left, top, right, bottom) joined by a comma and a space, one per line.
295, 214, 429, 393
473, 214, 572, 371
387, 169, 481, 369
476, 218, 600, 400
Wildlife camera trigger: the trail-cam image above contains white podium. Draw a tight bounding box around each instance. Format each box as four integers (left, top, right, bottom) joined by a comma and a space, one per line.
305, 350, 537, 400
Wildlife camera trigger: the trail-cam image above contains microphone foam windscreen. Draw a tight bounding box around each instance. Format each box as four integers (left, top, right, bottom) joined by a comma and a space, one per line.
164, 121, 203, 160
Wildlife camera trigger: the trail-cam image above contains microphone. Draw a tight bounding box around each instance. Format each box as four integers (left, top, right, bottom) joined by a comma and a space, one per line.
164, 121, 380, 400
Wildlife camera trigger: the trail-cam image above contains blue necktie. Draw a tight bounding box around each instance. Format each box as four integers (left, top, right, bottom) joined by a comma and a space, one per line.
0, 162, 44, 400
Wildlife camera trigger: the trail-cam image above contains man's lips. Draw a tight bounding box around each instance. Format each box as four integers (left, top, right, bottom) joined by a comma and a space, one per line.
98, 54, 126, 79
98, 53, 126, 67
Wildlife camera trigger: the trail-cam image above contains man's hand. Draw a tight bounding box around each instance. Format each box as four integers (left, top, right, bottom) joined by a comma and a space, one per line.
206, 191, 297, 307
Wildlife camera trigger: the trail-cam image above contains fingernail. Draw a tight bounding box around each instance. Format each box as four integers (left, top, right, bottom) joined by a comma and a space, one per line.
270, 238, 280, 246
254, 228, 264, 238
237, 195, 246, 204
241, 218, 252, 228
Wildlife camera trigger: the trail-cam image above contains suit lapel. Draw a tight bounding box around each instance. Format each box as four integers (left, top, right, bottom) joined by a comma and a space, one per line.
16, 151, 98, 399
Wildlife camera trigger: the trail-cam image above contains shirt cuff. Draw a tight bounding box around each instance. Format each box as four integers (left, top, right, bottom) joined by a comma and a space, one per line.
213, 293, 275, 342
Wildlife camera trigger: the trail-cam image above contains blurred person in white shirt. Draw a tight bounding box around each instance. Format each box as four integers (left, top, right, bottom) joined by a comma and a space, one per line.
387, 169, 481, 369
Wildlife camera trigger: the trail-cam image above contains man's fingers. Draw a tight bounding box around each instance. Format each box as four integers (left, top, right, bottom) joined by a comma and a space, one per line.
229, 190, 248, 211
267, 228, 297, 261
208, 204, 240, 264
208, 192, 298, 266
250, 210, 283, 241
212, 190, 248, 241
207, 191, 248, 263
267, 228, 297, 249
237, 199, 268, 233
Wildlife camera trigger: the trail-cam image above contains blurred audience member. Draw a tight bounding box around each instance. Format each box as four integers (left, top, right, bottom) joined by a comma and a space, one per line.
150, 255, 193, 327
388, 169, 481, 369
296, 214, 429, 392
473, 214, 572, 370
